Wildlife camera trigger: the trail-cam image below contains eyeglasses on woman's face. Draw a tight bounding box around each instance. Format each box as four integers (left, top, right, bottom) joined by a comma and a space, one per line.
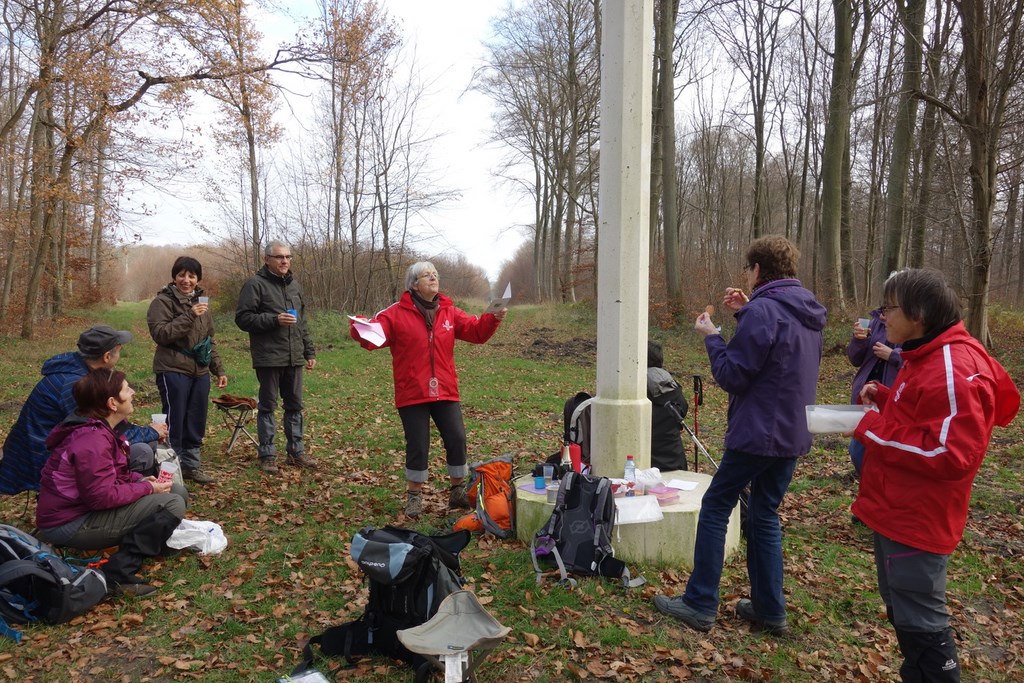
418, 272, 438, 281
879, 304, 900, 315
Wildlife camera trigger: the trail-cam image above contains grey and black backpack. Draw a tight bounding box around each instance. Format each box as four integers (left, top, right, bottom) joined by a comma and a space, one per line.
0, 524, 108, 642
293, 525, 470, 678
530, 472, 644, 588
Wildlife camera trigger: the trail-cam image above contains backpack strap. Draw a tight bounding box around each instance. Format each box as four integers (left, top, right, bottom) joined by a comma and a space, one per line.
589, 480, 646, 588
471, 455, 515, 539
291, 620, 366, 677
0, 615, 21, 643
530, 536, 575, 588
530, 473, 577, 588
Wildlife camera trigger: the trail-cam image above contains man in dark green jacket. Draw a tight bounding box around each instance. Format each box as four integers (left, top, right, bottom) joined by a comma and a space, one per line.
235, 241, 317, 474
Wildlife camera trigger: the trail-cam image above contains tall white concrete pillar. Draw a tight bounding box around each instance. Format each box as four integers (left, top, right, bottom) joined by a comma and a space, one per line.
591, 0, 654, 476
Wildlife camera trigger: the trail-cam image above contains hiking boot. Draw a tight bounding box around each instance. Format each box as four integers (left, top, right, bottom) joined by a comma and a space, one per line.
110, 581, 157, 598
183, 468, 217, 485
258, 457, 279, 474
405, 490, 423, 518
448, 482, 471, 510
286, 453, 318, 469
653, 595, 715, 632
735, 598, 791, 636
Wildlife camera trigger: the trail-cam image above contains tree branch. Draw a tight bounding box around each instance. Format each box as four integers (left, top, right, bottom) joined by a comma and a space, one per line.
910, 88, 966, 127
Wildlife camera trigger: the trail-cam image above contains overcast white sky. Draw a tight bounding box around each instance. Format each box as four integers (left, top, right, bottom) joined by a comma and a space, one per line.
130, 0, 529, 282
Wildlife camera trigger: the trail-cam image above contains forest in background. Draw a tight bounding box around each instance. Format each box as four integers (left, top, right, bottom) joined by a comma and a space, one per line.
1, 0, 1022, 342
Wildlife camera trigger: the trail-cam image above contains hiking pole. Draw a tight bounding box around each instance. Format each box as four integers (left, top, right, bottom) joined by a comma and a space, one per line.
691, 375, 704, 472
681, 423, 748, 513
681, 423, 718, 472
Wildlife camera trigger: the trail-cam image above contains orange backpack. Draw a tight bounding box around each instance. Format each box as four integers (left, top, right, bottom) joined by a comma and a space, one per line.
452, 455, 515, 538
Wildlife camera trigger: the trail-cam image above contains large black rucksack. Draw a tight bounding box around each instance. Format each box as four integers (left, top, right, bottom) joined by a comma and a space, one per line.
0, 524, 108, 642
530, 473, 644, 588
294, 526, 470, 676
562, 391, 595, 467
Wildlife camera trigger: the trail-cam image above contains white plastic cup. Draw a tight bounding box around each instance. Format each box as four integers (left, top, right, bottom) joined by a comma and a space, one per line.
198, 296, 210, 305
858, 317, 871, 329
151, 413, 167, 425
546, 483, 559, 503
158, 460, 177, 484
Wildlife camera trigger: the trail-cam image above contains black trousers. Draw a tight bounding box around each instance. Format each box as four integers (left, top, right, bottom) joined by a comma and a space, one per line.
397, 401, 468, 483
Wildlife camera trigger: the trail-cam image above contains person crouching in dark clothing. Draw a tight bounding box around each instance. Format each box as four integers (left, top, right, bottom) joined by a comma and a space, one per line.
647, 340, 688, 472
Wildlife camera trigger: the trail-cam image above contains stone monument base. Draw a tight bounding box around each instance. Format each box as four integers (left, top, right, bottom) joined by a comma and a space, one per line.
515, 470, 740, 569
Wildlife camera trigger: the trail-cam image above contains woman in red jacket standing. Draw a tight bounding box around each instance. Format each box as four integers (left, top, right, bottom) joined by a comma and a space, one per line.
852, 269, 1019, 682
350, 262, 506, 518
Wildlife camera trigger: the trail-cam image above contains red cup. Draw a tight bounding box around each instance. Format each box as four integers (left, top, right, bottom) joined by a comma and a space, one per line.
568, 443, 582, 473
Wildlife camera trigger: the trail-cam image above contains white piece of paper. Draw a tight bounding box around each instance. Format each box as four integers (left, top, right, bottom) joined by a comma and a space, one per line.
485, 283, 512, 314
348, 315, 386, 346
666, 479, 700, 491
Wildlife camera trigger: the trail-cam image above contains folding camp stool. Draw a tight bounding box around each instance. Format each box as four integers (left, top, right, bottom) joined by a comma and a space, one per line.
213, 396, 259, 453
398, 590, 511, 683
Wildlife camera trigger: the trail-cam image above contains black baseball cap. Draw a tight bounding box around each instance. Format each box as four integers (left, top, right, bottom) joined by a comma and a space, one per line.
77, 325, 133, 357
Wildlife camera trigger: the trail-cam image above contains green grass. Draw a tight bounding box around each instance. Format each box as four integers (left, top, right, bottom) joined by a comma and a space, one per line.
0, 302, 1022, 681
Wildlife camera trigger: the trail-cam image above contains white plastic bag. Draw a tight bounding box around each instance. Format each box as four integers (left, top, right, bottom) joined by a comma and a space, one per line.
166, 519, 228, 555
637, 467, 663, 490
614, 495, 664, 525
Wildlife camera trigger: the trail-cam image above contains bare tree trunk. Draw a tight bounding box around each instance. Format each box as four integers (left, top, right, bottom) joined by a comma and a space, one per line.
89, 126, 107, 289
840, 138, 856, 299
819, 0, 854, 306
880, 0, 925, 286
956, 0, 1023, 342
659, 0, 681, 303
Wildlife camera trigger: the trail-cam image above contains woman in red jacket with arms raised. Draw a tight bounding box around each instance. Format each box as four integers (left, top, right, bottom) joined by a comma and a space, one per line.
350, 262, 506, 518
852, 269, 1019, 682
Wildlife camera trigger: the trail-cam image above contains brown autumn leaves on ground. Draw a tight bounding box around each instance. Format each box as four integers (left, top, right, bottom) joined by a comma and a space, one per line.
0, 311, 1022, 682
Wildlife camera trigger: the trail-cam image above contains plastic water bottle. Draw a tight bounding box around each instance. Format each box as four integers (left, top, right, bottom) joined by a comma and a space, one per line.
624, 455, 637, 497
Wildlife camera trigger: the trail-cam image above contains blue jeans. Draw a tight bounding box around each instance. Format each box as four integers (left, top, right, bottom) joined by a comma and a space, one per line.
849, 438, 865, 477
156, 371, 211, 470
683, 450, 797, 621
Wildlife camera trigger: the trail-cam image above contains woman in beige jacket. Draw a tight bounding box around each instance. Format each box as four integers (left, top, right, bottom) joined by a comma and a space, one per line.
147, 256, 227, 485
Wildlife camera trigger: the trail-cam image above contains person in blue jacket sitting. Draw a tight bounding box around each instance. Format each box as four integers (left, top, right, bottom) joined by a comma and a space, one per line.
0, 325, 166, 495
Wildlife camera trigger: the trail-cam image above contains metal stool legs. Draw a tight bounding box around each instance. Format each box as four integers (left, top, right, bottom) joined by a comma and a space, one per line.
216, 404, 258, 452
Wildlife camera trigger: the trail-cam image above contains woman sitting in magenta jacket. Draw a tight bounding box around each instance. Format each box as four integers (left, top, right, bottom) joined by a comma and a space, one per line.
349, 261, 506, 519
36, 370, 187, 597
845, 308, 902, 476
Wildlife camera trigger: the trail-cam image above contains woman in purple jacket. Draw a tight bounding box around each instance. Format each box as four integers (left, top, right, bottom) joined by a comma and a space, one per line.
35, 370, 187, 597
845, 309, 902, 476
654, 235, 826, 636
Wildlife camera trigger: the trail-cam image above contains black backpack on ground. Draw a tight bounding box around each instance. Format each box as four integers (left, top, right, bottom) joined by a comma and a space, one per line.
293, 526, 470, 676
0, 524, 108, 642
530, 473, 644, 588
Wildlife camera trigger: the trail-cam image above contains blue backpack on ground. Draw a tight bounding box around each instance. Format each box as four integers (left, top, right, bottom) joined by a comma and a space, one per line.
0, 524, 108, 642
